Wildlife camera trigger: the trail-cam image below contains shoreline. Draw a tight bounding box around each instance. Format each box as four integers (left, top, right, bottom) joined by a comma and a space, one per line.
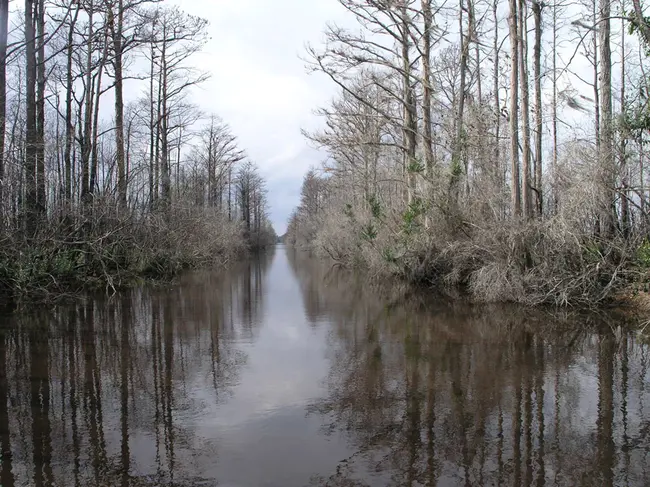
0, 245, 276, 311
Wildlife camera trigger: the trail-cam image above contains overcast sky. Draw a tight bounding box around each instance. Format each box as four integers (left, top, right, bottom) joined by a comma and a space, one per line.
163, 0, 355, 235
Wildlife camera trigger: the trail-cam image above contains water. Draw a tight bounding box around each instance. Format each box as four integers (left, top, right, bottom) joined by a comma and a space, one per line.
0, 244, 649, 486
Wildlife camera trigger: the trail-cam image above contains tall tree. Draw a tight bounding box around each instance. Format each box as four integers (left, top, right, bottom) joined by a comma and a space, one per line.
25, 0, 39, 234
599, 0, 614, 234
105, 0, 127, 206
532, 0, 544, 215
36, 0, 45, 212
519, 0, 532, 218
620, 2, 630, 236
0, 0, 8, 227
451, 0, 470, 203
63, 2, 80, 204
400, 2, 418, 205
421, 0, 435, 187
508, 0, 521, 216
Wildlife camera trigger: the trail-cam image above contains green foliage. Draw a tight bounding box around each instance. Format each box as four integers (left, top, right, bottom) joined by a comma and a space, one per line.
402, 197, 425, 235
627, 11, 650, 55
582, 242, 603, 264
361, 222, 377, 242
368, 194, 383, 220
636, 240, 650, 268
622, 101, 650, 135
407, 157, 425, 174
343, 203, 354, 219
450, 156, 463, 179
382, 247, 397, 264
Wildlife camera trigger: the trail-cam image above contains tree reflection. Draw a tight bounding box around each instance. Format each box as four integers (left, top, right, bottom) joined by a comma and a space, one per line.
0, 250, 273, 486
292, 256, 650, 487
0, 324, 14, 486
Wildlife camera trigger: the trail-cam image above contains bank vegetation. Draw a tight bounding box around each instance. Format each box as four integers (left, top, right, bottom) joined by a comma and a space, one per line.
287, 0, 650, 307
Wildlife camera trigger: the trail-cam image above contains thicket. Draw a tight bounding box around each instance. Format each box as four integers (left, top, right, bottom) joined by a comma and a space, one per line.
287, 0, 650, 308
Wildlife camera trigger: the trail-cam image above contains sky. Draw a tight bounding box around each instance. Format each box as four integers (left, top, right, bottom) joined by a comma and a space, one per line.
165, 0, 354, 235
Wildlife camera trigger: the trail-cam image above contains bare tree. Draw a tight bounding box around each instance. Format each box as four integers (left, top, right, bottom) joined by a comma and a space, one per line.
25, 0, 39, 233
508, 0, 521, 216
0, 0, 8, 226
532, 0, 543, 215
599, 0, 614, 234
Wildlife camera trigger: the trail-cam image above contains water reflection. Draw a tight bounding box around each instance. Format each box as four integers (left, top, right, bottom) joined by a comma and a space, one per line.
0, 249, 274, 487
0, 246, 648, 487
287, 251, 650, 487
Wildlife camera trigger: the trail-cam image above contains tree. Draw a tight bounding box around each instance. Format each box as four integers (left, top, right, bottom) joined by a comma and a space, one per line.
306, 0, 425, 207
105, 0, 128, 206
532, 0, 544, 215
189, 116, 245, 208
508, 0, 521, 217
145, 5, 208, 210
599, 0, 614, 234
0, 0, 8, 226
25, 0, 39, 234
519, 0, 532, 218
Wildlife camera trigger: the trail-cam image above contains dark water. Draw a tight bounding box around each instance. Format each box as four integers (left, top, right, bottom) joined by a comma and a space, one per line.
0, 245, 649, 487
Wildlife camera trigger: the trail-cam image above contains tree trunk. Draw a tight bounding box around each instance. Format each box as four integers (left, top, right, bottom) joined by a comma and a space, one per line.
452, 0, 469, 203
474, 34, 482, 104
508, 0, 521, 217
154, 50, 162, 205
593, 0, 600, 156
631, 0, 650, 46
519, 0, 532, 219
110, 0, 127, 207
81, 0, 93, 203
421, 0, 434, 189
533, 0, 543, 215
551, 0, 558, 212
228, 165, 232, 221
207, 122, 214, 206
64, 5, 79, 204
36, 0, 45, 213
160, 33, 170, 210
400, 4, 417, 205
0, 0, 9, 228
89, 37, 108, 198
493, 0, 501, 204
620, 7, 629, 238
25, 0, 38, 235
599, 0, 614, 235
149, 37, 156, 208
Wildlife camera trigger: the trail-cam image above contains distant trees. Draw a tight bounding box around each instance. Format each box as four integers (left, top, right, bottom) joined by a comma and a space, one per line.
235, 161, 276, 248
287, 169, 328, 246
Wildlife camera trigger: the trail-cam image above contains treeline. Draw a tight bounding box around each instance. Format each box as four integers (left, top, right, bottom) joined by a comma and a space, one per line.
0, 0, 275, 302
288, 0, 650, 307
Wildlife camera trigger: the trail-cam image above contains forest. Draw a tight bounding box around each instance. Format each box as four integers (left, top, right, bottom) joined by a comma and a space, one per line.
286, 0, 650, 307
0, 0, 276, 303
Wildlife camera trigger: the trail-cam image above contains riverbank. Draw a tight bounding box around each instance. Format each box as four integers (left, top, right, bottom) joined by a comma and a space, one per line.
0, 203, 275, 309
287, 211, 650, 316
